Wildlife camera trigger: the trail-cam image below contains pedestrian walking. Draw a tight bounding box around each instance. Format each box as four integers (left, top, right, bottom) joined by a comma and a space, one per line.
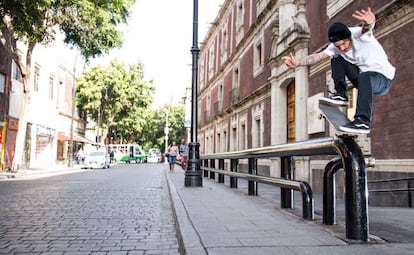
76, 147, 84, 164
179, 138, 189, 171
166, 141, 179, 172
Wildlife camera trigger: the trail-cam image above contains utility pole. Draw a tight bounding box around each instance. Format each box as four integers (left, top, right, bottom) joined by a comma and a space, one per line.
68, 55, 79, 167
164, 112, 169, 163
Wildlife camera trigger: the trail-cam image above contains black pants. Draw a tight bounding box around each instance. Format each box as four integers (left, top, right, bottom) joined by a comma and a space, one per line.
331, 56, 392, 122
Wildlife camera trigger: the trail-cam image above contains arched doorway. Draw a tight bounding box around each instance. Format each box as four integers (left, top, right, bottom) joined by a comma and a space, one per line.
287, 82, 295, 143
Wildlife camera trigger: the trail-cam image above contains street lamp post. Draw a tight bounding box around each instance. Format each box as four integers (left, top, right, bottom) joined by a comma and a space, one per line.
96, 105, 101, 149
68, 55, 79, 167
185, 0, 202, 187
96, 86, 108, 149
164, 112, 169, 163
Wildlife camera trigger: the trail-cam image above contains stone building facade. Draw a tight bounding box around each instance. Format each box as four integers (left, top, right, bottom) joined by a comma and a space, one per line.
198, 0, 414, 206
0, 41, 89, 170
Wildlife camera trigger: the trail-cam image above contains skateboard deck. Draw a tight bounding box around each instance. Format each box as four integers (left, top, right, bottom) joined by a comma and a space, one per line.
318, 103, 351, 132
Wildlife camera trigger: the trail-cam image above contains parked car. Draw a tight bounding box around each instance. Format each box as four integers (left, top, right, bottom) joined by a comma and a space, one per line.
147, 148, 162, 163
82, 150, 111, 169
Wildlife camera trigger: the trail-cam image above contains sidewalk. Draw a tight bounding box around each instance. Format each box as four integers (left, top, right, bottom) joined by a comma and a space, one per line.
165, 167, 414, 255
0, 164, 85, 180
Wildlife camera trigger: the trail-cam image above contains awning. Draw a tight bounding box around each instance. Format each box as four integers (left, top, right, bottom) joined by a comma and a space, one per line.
74, 134, 95, 144
57, 132, 71, 141
57, 132, 95, 144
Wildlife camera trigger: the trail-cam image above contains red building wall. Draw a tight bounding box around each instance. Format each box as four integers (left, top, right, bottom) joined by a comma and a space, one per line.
371, 23, 414, 159
306, 0, 414, 159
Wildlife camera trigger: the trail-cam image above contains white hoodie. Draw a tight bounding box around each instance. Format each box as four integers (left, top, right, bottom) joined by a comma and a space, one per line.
323, 23, 395, 80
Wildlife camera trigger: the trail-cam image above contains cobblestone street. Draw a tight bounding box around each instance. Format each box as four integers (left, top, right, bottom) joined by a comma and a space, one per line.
0, 163, 180, 255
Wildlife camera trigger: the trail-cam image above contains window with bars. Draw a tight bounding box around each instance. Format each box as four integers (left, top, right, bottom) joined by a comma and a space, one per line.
253, 39, 264, 76
34, 65, 40, 92
0, 73, 5, 93
236, 0, 244, 31
12, 61, 22, 82
49, 75, 54, 99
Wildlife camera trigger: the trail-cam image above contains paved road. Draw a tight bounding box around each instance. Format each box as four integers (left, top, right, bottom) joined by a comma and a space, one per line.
0, 163, 180, 255
1, 163, 413, 255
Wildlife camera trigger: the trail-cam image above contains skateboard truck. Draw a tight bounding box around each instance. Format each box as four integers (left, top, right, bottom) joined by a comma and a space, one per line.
318, 102, 352, 134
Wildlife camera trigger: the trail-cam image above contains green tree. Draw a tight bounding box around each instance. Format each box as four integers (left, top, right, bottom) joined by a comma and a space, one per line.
140, 104, 185, 153
76, 59, 154, 145
0, 0, 136, 170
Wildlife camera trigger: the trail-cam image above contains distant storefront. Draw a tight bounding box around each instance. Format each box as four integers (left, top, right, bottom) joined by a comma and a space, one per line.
5, 118, 18, 169
32, 124, 56, 168
56, 132, 93, 164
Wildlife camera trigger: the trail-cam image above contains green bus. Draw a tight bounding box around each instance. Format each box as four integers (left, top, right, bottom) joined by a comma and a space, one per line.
108, 144, 147, 163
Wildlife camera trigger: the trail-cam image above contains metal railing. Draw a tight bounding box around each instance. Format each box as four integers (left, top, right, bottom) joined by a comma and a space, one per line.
200, 135, 370, 241
368, 177, 414, 207
202, 160, 314, 220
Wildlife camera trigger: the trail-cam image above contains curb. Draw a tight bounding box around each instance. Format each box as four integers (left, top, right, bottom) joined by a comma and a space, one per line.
0, 173, 16, 180
164, 168, 207, 255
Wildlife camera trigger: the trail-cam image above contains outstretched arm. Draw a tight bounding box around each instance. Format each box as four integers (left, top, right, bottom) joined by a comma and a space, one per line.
282, 52, 329, 68
352, 7, 375, 34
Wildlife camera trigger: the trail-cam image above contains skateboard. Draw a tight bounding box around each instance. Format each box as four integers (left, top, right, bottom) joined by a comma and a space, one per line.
318, 102, 351, 133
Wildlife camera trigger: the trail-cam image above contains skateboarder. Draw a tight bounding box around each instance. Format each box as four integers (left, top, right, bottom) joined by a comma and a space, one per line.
282, 7, 395, 134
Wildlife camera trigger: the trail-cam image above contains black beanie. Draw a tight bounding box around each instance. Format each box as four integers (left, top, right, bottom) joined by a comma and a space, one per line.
328, 22, 351, 42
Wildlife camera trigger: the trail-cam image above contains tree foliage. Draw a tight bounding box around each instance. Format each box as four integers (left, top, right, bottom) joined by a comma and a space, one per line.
0, 0, 136, 170
0, 0, 134, 62
76, 59, 186, 152
140, 104, 185, 152
76, 59, 155, 144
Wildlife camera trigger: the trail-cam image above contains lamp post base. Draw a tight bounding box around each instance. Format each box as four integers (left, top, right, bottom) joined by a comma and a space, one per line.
184, 142, 202, 187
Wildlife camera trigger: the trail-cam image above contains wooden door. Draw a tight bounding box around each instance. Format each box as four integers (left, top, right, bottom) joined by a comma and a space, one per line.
287, 82, 295, 143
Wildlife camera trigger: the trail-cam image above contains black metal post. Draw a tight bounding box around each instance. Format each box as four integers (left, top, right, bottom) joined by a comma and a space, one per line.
281, 156, 294, 209
409, 179, 412, 208
230, 159, 238, 188
185, 0, 202, 187
203, 159, 209, 177
248, 158, 258, 196
210, 159, 215, 180
68, 55, 79, 168
323, 157, 343, 225
218, 159, 225, 183
334, 135, 369, 241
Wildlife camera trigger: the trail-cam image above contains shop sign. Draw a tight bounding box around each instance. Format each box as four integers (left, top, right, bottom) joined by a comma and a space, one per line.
36, 124, 55, 139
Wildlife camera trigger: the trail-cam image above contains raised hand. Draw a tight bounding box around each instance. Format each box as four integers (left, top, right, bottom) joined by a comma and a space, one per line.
352, 7, 375, 24
282, 53, 297, 68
